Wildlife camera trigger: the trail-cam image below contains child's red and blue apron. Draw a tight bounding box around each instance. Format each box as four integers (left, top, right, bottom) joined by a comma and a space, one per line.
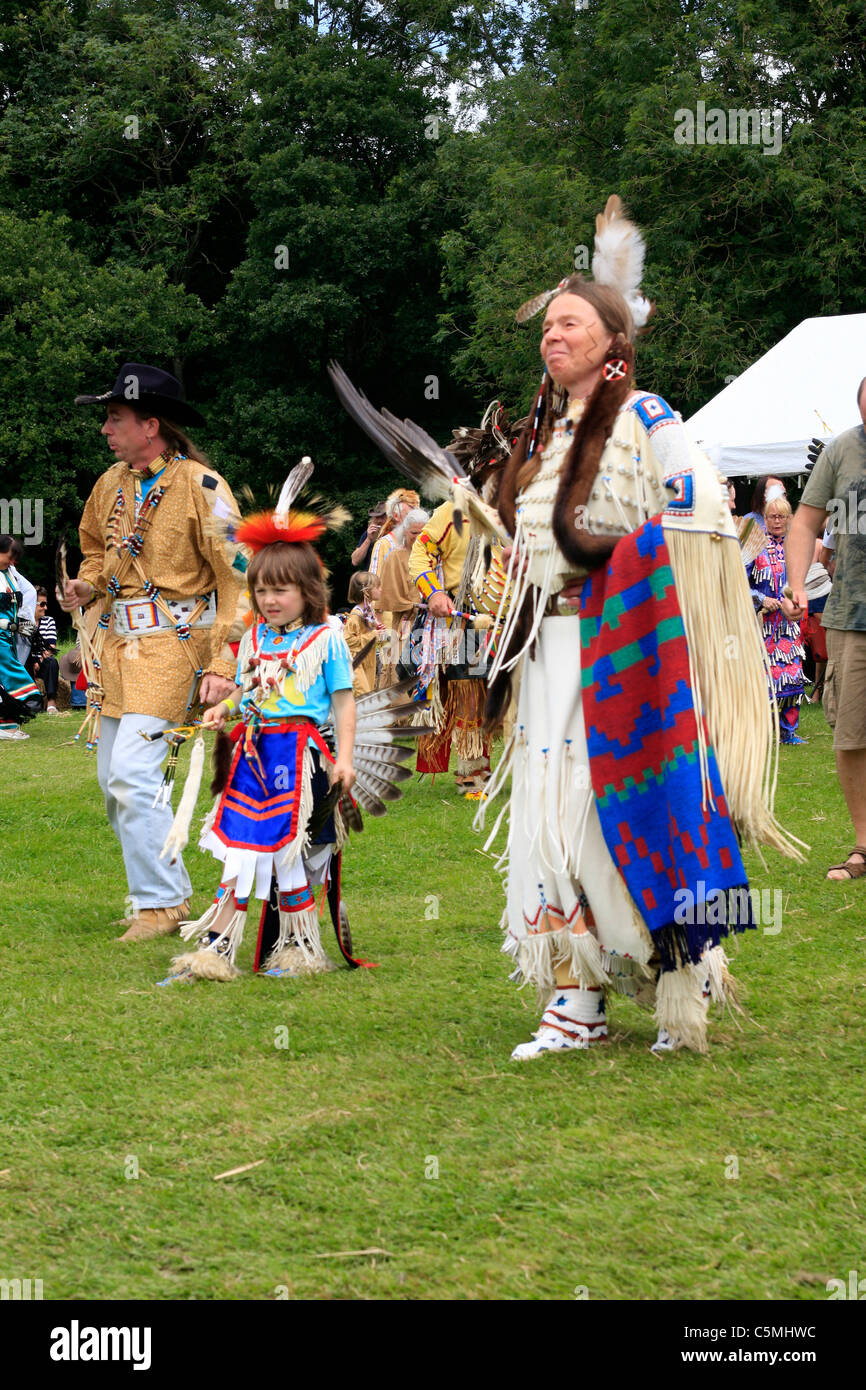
212, 717, 335, 853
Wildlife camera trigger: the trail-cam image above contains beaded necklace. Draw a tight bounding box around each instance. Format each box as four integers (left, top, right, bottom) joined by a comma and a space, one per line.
77, 452, 207, 751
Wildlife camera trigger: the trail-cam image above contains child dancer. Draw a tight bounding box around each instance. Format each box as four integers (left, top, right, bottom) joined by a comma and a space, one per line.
166, 506, 356, 982
343, 570, 382, 696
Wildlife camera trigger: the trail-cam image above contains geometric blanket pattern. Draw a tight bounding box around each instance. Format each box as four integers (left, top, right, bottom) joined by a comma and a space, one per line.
579, 519, 754, 970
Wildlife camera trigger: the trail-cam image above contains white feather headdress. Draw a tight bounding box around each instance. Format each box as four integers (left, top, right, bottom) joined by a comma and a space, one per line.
515, 193, 653, 329
591, 195, 652, 330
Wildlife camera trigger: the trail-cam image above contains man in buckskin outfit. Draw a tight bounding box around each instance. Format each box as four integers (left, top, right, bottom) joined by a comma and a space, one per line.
60, 362, 245, 939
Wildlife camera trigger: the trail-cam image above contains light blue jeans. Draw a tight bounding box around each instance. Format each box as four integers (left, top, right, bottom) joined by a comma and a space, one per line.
97, 713, 193, 913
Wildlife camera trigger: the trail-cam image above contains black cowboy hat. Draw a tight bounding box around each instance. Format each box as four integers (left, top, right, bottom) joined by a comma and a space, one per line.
74, 361, 206, 429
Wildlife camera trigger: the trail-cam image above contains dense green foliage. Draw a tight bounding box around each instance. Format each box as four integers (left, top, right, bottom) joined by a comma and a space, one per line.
1, 0, 864, 594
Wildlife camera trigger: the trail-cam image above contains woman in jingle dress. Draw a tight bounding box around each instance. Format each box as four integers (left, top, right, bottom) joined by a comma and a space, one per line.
746, 495, 806, 745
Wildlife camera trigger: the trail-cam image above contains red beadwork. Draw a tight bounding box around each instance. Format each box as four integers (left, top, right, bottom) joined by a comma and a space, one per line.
603, 358, 628, 382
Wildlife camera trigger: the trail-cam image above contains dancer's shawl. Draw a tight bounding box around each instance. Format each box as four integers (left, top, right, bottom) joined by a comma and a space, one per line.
579, 519, 754, 972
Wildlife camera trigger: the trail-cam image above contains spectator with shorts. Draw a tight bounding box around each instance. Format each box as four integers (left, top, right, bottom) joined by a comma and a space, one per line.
785, 375, 866, 880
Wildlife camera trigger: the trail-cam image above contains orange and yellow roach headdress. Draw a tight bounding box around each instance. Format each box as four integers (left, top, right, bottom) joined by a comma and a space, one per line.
228, 457, 350, 555
235, 509, 331, 552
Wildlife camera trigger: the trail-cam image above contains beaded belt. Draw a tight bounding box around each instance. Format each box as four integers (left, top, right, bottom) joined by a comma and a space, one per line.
112, 591, 217, 636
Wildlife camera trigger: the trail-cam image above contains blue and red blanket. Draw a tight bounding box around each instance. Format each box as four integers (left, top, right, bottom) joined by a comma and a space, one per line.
579, 519, 753, 971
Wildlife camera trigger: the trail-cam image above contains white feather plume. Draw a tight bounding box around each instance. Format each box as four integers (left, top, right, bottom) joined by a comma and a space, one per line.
276, 456, 314, 518
591, 195, 652, 330
160, 735, 206, 864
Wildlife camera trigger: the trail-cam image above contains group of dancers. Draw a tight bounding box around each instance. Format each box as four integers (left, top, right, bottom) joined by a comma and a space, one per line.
38, 195, 802, 1058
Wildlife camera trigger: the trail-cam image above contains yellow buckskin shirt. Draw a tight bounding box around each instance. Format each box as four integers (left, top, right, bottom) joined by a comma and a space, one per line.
77, 456, 246, 722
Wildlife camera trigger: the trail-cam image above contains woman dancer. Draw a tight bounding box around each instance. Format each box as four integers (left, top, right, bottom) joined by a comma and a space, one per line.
0, 535, 42, 739
478, 197, 800, 1057
746, 496, 806, 745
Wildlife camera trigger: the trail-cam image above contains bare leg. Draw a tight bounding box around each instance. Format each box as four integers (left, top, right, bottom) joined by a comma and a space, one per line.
554, 960, 580, 987
827, 748, 866, 878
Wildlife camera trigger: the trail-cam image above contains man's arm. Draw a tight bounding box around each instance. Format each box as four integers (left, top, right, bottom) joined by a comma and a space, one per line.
784, 504, 826, 619
351, 524, 379, 568
409, 503, 452, 618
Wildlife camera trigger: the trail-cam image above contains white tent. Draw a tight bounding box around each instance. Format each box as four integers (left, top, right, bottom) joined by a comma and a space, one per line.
685, 313, 866, 477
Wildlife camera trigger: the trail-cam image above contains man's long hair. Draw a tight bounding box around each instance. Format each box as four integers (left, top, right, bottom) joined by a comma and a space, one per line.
136, 411, 210, 466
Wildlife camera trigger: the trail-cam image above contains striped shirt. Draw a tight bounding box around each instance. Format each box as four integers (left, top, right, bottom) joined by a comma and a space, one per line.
38, 615, 58, 649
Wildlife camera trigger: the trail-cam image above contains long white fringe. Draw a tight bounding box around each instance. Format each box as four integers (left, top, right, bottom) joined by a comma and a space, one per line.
664, 527, 807, 861
171, 896, 247, 980
503, 924, 612, 1003
160, 735, 206, 863
265, 905, 335, 974
655, 965, 710, 1054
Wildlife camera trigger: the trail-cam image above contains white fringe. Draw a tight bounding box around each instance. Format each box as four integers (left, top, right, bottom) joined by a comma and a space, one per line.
654, 966, 710, 1054
160, 735, 205, 863
276, 742, 315, 870
503, 924, 612, 1003
703, 944, 742, 1015
487, 517, 560, 683
265, 905, 335, 974
171, 895, 248, 979
242, 625, 338, 707
474, 727, 517, 836
176, 896, 246, 963
664, 527, 806, 861
289, 627, 338, 694
177, 895, 224, 945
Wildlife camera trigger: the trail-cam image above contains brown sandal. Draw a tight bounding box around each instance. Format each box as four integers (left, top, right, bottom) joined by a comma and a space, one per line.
826, 848, 866, 881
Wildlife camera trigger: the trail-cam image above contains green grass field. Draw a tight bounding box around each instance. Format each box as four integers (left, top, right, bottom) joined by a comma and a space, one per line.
1, 700, 864, 1300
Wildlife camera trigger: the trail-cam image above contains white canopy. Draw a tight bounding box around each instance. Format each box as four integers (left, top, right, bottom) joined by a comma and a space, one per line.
685, 313, 866, 477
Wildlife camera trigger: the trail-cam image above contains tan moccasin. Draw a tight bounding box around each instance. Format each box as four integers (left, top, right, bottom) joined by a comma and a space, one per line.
115, 900, 191, 942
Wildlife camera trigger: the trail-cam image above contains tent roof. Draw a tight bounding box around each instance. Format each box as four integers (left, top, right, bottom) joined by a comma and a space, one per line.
685, 313, 866, 477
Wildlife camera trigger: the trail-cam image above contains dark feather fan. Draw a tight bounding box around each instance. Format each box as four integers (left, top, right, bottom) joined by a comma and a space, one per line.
328, 361, 510, 545
328, 360, 465, 501
341, 677, 434, 820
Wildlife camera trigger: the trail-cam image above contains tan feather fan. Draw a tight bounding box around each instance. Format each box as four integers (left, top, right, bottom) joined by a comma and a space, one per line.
737, 515, 768, 566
